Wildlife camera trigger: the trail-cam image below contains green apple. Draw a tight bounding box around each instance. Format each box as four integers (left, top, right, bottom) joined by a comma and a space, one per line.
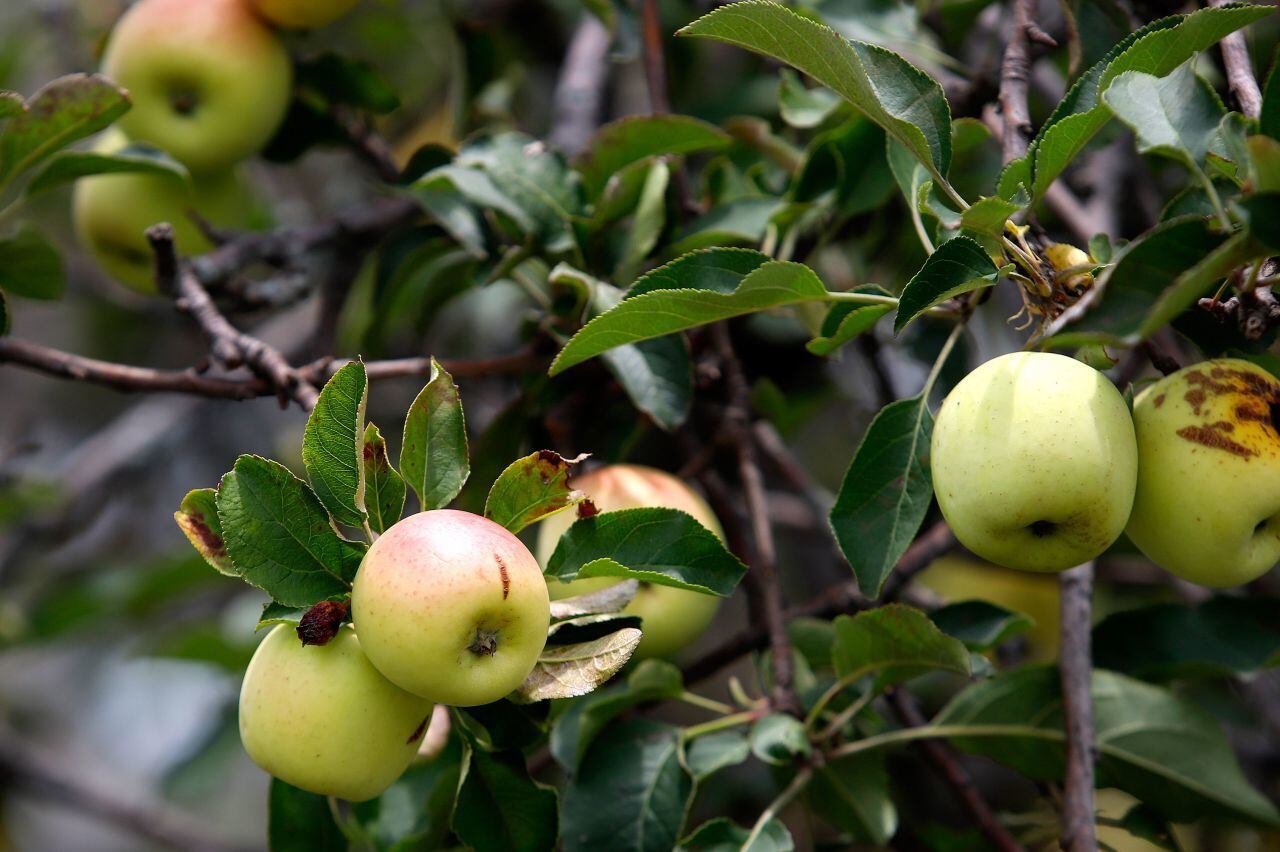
73, 130, 257, 294
535, 464, 724, 659
249, 0, 361, 29
239, 624, 432, 801
352, 510, 550, 706
101, 0, 292, 173
1125, 358, 1280, 587
931, 351, 1137, 573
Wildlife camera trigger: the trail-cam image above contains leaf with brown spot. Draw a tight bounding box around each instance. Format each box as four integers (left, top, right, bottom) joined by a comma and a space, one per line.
484, 450, 589, 534
0, 74, 130, 187
509, 627, 642, 703
362, 422, 406, 534
174, 488, 235, 576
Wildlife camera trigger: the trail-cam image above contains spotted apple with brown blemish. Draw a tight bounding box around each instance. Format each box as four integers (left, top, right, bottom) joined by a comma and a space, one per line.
1125, 358, 1280, 587
351, 510, 550, 706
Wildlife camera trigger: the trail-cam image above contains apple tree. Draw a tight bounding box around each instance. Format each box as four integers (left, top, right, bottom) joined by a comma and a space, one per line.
0, 0, 1278, 850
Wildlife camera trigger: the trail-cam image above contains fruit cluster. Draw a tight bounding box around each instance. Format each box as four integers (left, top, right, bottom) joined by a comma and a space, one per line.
74, 0, 360, 293
932, 352, 1280, 588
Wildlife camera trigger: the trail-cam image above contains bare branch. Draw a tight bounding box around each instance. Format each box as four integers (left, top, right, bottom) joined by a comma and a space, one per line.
998, 0, 1038, 164
549, 15, 612, 156
1209, 0, 1262, 119
1058, 561, 1097, 852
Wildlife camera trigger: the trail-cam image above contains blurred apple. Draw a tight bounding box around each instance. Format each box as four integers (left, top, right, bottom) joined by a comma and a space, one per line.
535, 464, 724, 659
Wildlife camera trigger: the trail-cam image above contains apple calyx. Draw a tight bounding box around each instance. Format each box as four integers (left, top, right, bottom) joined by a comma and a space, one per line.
297, 599, 350, 646
468, 627, 500, 657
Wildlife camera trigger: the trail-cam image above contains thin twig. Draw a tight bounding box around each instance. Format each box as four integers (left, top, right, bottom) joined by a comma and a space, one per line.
1058, 561, 1097, 852
549, 14, 611, 156
330, 105, 402, 183
1209, 0, 1262, 119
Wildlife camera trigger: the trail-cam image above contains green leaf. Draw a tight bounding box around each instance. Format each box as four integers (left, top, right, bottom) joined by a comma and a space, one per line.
792, 118, 895, 216
0, 225, 63, 300
215, 455, 364, 607
23, 143, 188, 198
400, 358, 469, 511
484, 450, 586, 534
893, 237, 999, 333
615, 159, 669, 283
806, 299, 894, 356
934, 666, 1280, 826
256, 601, 305, 630
1023, 4, 1272, 198
931, 601, 1035, 652
779, 69, 842, 129
665, 197, 784, 256
749, 713, 811, 765
362, 423, 406, 535
831, 604, 971, 690
0, 289, 9, 335
0, 73, 130, 187
679, 1, 953, 185
828, 395, 934, 598
302, 361, 369, 528
1240, 193, 1280, 253
510, 627, 642, 702
959, 195, 1023, 237
1103, 63, 1225, 172
577, 115, 730, 198
561, 718, 693, 852
173, 488, 234, 576
454, 741, 558, 852
550, 659, 684, 770
1262, 44, 1280, 140
684, 732, 751, 782
545, 507, 747, 597
407, 174, 490, 258
350, 737, 464, 851
807, 754, 897, 845
551, 256, 831, 375
268, 778, 345, 852
296, 52, 401, 115
1093, 597, 1280, 680
678, 817, 794, 852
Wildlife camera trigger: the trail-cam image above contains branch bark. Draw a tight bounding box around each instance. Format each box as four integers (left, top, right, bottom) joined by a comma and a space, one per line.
1209, 0, 1262, 119
549, 14, 611, 156
998, 0, 1037, 164
1058, 561, 1097, 852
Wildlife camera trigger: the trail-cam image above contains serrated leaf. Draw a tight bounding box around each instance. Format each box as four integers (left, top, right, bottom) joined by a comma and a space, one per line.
546, 507, 747, 597
510, 627, 641, 702
485, 449, 587, 534
684, 732, 751, 782
268, 779, 345, 852
0, 73, 130, 187
832, 604, 971, 690
807, 754, 897, 845
577, 114, 730, 198
0, 225, 63, 300
679, 2, 952, 184
931, 601, 1035, 652
454, 741, 558, 852
829, 395, 934, 598
400, 358, 469, 511
173, 488, 234, 576
806, 300, 894, 356
302, 361, 368, 528
678, 817, 794, 852
550, 579, 640, 619
561, 718, 692, 852
1103, 63, 1224, 173
215, 455, 364, 607
749, 714, 811, 765
934, 666, 1280, 826
361, 423, 405, 535
551, 256, 832, 375
23, 143, 188, 198
893, 237, 999, 333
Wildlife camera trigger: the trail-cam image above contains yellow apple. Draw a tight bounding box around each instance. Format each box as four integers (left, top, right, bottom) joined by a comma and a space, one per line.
931, 352, 1137, 572
73, 130, 257, 294
101, 0, 292, 173
1125, 358, 1280, 587
535, 464, 724, 659
249, 0, 361, 29
352, 510, 550, 706
239, 625, 432, 801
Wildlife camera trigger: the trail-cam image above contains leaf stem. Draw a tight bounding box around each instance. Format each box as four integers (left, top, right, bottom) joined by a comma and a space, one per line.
1197, 170, 1232, 231
682, 709, 762, 741
679, 690, 736, 715
909, 196, 936, 254
826, 723, 1063, 760
814, 690, 876, 741
825, 291, 899, 306
920, 319, 965, 400
742, 766, 813, 848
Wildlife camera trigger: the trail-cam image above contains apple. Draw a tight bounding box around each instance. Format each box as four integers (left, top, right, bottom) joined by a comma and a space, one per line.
239, 624, 433, 801
352, 510, 550, 706
534, 464, 724, 659
931, 351, 1138, 573
73, 130, 259, 294
101, 0, 292, 174
249, 0, 361, 29
1124, 358, 1280, 587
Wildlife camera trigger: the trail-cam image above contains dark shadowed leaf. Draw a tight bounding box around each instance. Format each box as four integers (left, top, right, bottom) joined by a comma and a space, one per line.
302, 361, 368, 528
808, 753, 897, 845
894, 237, 999, 333
454, 739, 558, 852
268, 779, 345, 852
932, 600, 1034, 652
400, 359, 469, 511
678, 817, 794, 851
350, 737, 464, 851
550, 659, 683, 770
24, 143, 187, 198
684, 732, 751, 782
0, 225, 63, 300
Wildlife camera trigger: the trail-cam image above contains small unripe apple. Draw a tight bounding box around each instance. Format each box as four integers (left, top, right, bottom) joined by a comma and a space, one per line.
239, 625, 432, 801
535, 464, 723, 659
931, 352, 1138, 573
1125, 358, 1280, 587
249, 0, 361, 29
352, 510, 550, 706
73, 130, 257, 294
101, 0, 292, 173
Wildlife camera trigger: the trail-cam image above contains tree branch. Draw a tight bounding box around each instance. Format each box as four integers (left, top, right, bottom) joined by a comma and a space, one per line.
1058, 561, 1097, 852
549, 14, 611, 156
1209, 0, 1262, 119
998, 0, 1037, 164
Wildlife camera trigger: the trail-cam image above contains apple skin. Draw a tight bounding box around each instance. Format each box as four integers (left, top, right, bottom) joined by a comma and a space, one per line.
73, 130, 257, 294
352, 510, 550, 706
534, 464, 723, 659
101, 0, 292, 174
931, 351, 1137, 573
1124, 358, 1280, 587
239, 625, 433, 801
249, 0, 361, 29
